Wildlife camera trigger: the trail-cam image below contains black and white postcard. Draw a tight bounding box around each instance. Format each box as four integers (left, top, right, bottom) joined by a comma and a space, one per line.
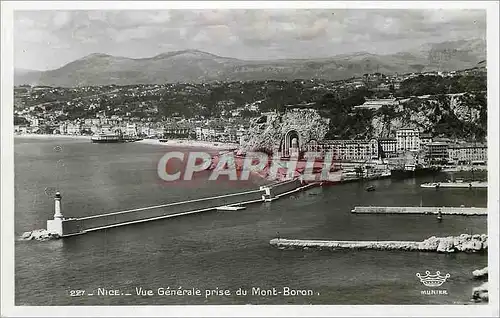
1, 1, 499, 317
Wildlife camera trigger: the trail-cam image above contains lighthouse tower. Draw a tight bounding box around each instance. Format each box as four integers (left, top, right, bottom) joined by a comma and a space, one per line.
47, 192, 65, 236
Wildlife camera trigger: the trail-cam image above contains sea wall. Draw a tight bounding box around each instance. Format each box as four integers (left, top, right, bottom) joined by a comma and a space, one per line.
270, 234, 488, 253
41, 178, 307, 238
57, 189, 265, 236
351, 206, 487, 215
268, 179, 303, 197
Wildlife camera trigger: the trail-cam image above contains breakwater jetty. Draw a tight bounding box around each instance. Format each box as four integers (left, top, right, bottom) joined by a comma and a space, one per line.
25, 179, 316, 240
421, 181, 488, 188
350, 206, 487, 215
269, 234, 487, 253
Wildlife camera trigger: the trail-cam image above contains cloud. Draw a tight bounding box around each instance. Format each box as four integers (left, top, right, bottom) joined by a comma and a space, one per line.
14, 9, 486, 70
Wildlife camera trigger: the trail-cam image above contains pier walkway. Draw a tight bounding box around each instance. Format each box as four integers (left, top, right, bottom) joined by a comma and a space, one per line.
350, 206, 487, 215
46, 179, 318, 238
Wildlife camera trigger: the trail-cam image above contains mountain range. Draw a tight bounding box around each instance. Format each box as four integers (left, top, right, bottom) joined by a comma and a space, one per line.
15, 39, 486, 87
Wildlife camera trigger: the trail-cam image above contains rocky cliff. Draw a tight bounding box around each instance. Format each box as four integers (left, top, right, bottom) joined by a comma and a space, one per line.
370, 92, 487, 139
240, 108, 330, 154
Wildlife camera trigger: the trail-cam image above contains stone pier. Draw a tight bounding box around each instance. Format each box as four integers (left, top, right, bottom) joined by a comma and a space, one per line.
23, 179, 312, 240
270, 234, 488, 253
350, 206, 487, 215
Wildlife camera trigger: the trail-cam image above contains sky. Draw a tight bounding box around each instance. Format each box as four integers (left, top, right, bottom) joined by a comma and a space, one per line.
14, 9, 486, 71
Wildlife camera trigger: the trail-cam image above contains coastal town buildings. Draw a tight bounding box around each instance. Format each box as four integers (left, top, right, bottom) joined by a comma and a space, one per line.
164, 124, 194, 139
310, 139, 379, 161
448, 142, 488, 165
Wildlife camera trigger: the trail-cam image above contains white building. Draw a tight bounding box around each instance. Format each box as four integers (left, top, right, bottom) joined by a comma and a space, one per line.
396, 128, 420, 153
306, 139, 379, 161
353, 98, 399, 110
67, 123, 82, 135
378, 138, 397, 158
126, 123, 137, 136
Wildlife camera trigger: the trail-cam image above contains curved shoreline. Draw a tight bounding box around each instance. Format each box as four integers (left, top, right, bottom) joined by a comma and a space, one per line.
14, 134, 90, 140
14, 134, 240, 150
137, 138, 239, 150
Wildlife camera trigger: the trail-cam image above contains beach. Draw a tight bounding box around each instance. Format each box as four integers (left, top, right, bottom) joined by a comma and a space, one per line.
138, 138, 240, 150
13, 134, 239, 150
14, 133, 90, 140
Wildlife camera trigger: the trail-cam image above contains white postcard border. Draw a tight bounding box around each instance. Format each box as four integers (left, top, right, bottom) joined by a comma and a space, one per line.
1, 1, 499, 317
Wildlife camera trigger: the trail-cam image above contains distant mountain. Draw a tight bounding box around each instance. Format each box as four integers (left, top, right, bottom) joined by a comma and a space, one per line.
14, 40, 486, 87
14, 68, 43, 86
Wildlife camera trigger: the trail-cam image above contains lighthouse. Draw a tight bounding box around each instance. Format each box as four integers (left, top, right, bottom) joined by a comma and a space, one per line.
53, 192, 64, 219
47, 191, 64, 236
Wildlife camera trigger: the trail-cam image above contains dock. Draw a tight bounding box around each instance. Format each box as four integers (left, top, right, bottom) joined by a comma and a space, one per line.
421, 181, 487, 188
270, 238, 419, 250
350, 206, 487, 215
270, 234, 488, 253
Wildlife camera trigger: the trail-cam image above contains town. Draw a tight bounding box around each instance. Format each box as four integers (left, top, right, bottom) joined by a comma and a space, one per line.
13, 64, 487, 169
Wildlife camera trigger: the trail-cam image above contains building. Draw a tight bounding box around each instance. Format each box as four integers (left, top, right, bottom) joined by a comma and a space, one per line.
14, 125, 28, 134
396, 128, 420, 153
448, 142, 487, 165
306, 139, 379, 161
196, 127, 216, 141
29, 117, 41, 127
353, 98, 399, 110
163, 123, 194, 139
126, 123, 137, 136
420, 133, 433, 145
424, 142, 449, 164
59, 123, 67, 134
66, 122, 82, 135
378, 138, 397, 158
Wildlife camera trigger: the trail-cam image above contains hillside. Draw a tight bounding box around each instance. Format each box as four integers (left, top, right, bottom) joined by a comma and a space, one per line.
14, 39, 486, 87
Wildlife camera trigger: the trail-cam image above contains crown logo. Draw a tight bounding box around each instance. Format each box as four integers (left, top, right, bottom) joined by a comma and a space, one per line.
416, 271, 450, 287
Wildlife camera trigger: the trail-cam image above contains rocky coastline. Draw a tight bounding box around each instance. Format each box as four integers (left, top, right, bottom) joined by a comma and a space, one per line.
472, 282, 489, 303
472, 266, 488, 279
471, 267, 488, 303
20, 229, 60, 241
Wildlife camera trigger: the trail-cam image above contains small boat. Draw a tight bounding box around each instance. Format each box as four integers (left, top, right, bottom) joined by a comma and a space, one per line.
216, 205, 246, 211
365, 185, 376, 192
91, 134, 124, 143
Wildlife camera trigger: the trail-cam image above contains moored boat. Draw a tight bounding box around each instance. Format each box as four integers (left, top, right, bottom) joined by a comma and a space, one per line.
365, 185, 376, 192
91, 134, 124, 143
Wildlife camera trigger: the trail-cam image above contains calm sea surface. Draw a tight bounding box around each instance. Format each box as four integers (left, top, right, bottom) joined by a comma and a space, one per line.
14, 138, 487, 305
